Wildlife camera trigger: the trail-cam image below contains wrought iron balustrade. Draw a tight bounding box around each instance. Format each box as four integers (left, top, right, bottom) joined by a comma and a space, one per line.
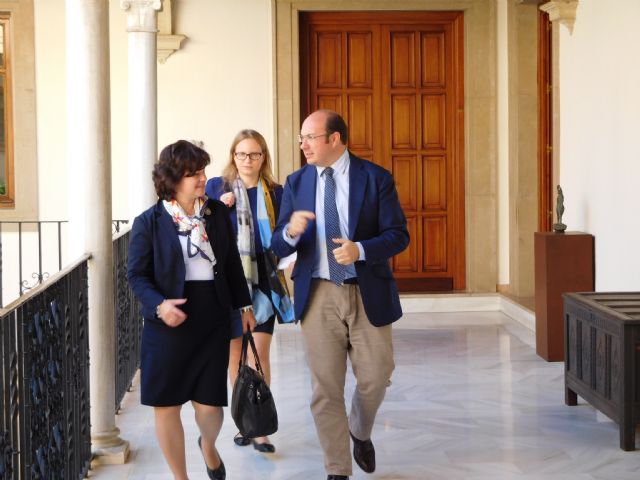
0, 256, 91, 479
113, 229, 142, 411
0, 220, 129, 307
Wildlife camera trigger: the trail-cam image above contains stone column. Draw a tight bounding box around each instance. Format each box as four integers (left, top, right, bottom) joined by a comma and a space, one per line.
66, 0, 129, 465
121, 0, 162, 220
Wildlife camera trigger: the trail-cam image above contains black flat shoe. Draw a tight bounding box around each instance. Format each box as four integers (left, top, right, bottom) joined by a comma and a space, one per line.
327, 476, 349, 480
198, 436, 226, 480
252, 439, 276, 453
233, 432, 251, 447
350, 431, 375, 473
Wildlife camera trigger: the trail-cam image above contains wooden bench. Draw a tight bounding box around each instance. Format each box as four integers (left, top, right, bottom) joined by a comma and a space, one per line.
564, 292, 640, 450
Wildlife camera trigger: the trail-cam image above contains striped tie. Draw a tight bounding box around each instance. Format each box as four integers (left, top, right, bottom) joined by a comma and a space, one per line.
323, 167, 346, 285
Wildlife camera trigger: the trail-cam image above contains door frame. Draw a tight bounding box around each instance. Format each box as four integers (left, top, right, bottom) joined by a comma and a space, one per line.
274, 0, 500, 293
538, 8, 553, 232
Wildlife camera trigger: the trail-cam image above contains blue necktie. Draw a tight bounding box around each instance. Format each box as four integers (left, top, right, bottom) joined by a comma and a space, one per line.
323, 167, 346, 285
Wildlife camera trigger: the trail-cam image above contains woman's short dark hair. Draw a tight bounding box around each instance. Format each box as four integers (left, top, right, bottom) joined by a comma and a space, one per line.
152, 140, 211, 200
320, 109, 349, 144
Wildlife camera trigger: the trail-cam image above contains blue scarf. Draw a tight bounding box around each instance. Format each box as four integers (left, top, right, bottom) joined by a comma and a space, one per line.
232, 177, 295, 324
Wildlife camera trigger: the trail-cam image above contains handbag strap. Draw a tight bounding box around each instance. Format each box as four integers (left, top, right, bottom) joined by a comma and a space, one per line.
239, 331, 265, 378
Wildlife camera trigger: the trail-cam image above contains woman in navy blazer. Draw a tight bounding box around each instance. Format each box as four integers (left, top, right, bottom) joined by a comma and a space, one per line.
205, 129, 285, 453
128, 140, 255, 480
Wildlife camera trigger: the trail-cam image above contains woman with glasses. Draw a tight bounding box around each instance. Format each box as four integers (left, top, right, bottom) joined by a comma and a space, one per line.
206, 129, 294, 454
128, 140, 256, 480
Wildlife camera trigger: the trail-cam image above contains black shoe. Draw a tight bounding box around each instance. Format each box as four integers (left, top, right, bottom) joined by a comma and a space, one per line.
350, 431, 375, 473
252, 438, 276, 453
233, 432, 251, 447
198, 436, 226, 480
327, 476, 349, 480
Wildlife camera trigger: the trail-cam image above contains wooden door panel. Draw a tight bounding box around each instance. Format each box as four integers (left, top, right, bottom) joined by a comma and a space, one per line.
391, 95, 416, 149
390, 32, 416, 88
421, 32, 446, 87
301, 11, 465, 292
393, 155, 418, 211
317, 95, 342, 113
423, 156, 446, 210
422, 94, 446, 150
315, 33, 341, 88
347, 33, 373, 87
423, 216, 447, 271
393, 215, 419, 273
348, 95, 373, 151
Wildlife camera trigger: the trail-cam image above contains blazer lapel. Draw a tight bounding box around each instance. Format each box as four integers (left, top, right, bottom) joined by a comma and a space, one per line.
299, 166, 318, 254
203, 200, 218, 257
300, 165, 317, 214
348, 154, 367, 239
156, 203, 183, 258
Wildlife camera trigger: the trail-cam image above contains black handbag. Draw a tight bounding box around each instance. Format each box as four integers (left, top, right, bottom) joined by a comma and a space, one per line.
230, 331, 278, 438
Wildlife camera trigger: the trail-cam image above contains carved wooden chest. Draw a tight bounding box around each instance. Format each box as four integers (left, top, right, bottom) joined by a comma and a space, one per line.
564, 292, 640, 450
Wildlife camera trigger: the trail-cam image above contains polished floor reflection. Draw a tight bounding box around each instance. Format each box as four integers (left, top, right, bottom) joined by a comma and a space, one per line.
90, 312, 640, 480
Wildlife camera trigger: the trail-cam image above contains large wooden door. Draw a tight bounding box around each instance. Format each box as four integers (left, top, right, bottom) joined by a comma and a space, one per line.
300, 11, 465, 291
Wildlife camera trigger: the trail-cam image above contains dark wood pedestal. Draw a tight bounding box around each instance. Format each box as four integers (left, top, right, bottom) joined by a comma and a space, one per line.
564, 292, 640, 450
534, 232, 594, 361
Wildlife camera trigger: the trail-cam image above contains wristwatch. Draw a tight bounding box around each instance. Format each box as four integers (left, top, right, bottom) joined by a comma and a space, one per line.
156, 300, 165, 317
240, 305, 253, 314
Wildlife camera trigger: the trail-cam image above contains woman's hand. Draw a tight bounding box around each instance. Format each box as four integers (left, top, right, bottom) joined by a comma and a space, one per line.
157, 299, 188, 327
220, 192, 236, 207
241, 309, 256, 333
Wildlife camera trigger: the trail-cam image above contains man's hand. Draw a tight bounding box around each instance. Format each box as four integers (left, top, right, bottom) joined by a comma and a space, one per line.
220, 192, 236, 207
332, 238, 360, 265
287, 210, 316, 238
241, 309, 257, 333
157, 298, 188, 327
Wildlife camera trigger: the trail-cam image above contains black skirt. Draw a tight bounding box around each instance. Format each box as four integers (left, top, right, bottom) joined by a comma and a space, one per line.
140, 280, 231, 407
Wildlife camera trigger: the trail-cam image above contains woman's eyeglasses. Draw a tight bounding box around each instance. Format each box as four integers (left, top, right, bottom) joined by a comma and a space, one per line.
234, 152, 263, 161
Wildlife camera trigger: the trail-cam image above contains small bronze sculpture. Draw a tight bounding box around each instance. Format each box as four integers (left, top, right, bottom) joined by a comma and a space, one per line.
553, 185, 567, 233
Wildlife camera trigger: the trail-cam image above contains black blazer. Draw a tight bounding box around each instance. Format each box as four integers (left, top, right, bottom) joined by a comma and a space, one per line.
127, 199, 251, 322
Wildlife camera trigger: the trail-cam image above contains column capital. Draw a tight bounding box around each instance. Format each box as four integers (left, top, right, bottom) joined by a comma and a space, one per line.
540, 1, 578, 34
121, 0, 162, 33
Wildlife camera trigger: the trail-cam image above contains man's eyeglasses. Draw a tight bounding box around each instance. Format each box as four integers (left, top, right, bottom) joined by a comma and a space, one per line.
297, 132, 331, 144
234, 152, 263, 161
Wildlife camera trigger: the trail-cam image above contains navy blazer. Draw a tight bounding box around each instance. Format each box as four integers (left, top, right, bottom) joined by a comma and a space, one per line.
127, 199, 251, 322
205, 177, 283, 239
272, 153, 409, 326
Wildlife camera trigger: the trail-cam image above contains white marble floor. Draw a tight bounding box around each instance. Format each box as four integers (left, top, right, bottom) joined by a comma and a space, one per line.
90, 312, 640, 480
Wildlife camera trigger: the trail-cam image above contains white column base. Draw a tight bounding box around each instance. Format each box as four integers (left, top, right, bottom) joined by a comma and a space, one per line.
91, 440, 130, 466
91, 426, 130, 465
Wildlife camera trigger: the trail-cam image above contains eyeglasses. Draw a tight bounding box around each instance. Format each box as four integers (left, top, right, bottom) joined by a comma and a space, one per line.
297, 132, 331, 144
234, 152, 263, 161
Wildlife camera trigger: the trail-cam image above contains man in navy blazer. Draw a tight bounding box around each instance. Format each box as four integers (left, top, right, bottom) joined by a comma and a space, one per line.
272, 110, 409, 480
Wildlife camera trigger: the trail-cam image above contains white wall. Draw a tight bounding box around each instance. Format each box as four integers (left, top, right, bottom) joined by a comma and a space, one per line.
35, 0, 273, 221
559, 0, 640, 290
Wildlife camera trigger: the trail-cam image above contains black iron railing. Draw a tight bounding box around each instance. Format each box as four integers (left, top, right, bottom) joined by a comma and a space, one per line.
113, 229, 142, 411
0, 256, 91, 479
0, 220, 128, 307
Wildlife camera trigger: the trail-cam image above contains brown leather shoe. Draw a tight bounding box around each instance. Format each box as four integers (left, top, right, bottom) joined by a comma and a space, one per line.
350, 431, 375, 473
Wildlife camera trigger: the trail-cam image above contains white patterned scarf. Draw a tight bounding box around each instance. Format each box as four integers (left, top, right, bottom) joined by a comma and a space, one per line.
163, 197, 217, 267
231, 178, 259, 292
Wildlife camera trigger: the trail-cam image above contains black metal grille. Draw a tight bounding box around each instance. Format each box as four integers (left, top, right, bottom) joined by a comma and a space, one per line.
113, 230, 142, 411
0, 258, 91, 479
0, 220, 129, 307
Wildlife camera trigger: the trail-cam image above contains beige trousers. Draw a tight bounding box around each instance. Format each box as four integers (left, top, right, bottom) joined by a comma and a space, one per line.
301, 280, 395, 476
